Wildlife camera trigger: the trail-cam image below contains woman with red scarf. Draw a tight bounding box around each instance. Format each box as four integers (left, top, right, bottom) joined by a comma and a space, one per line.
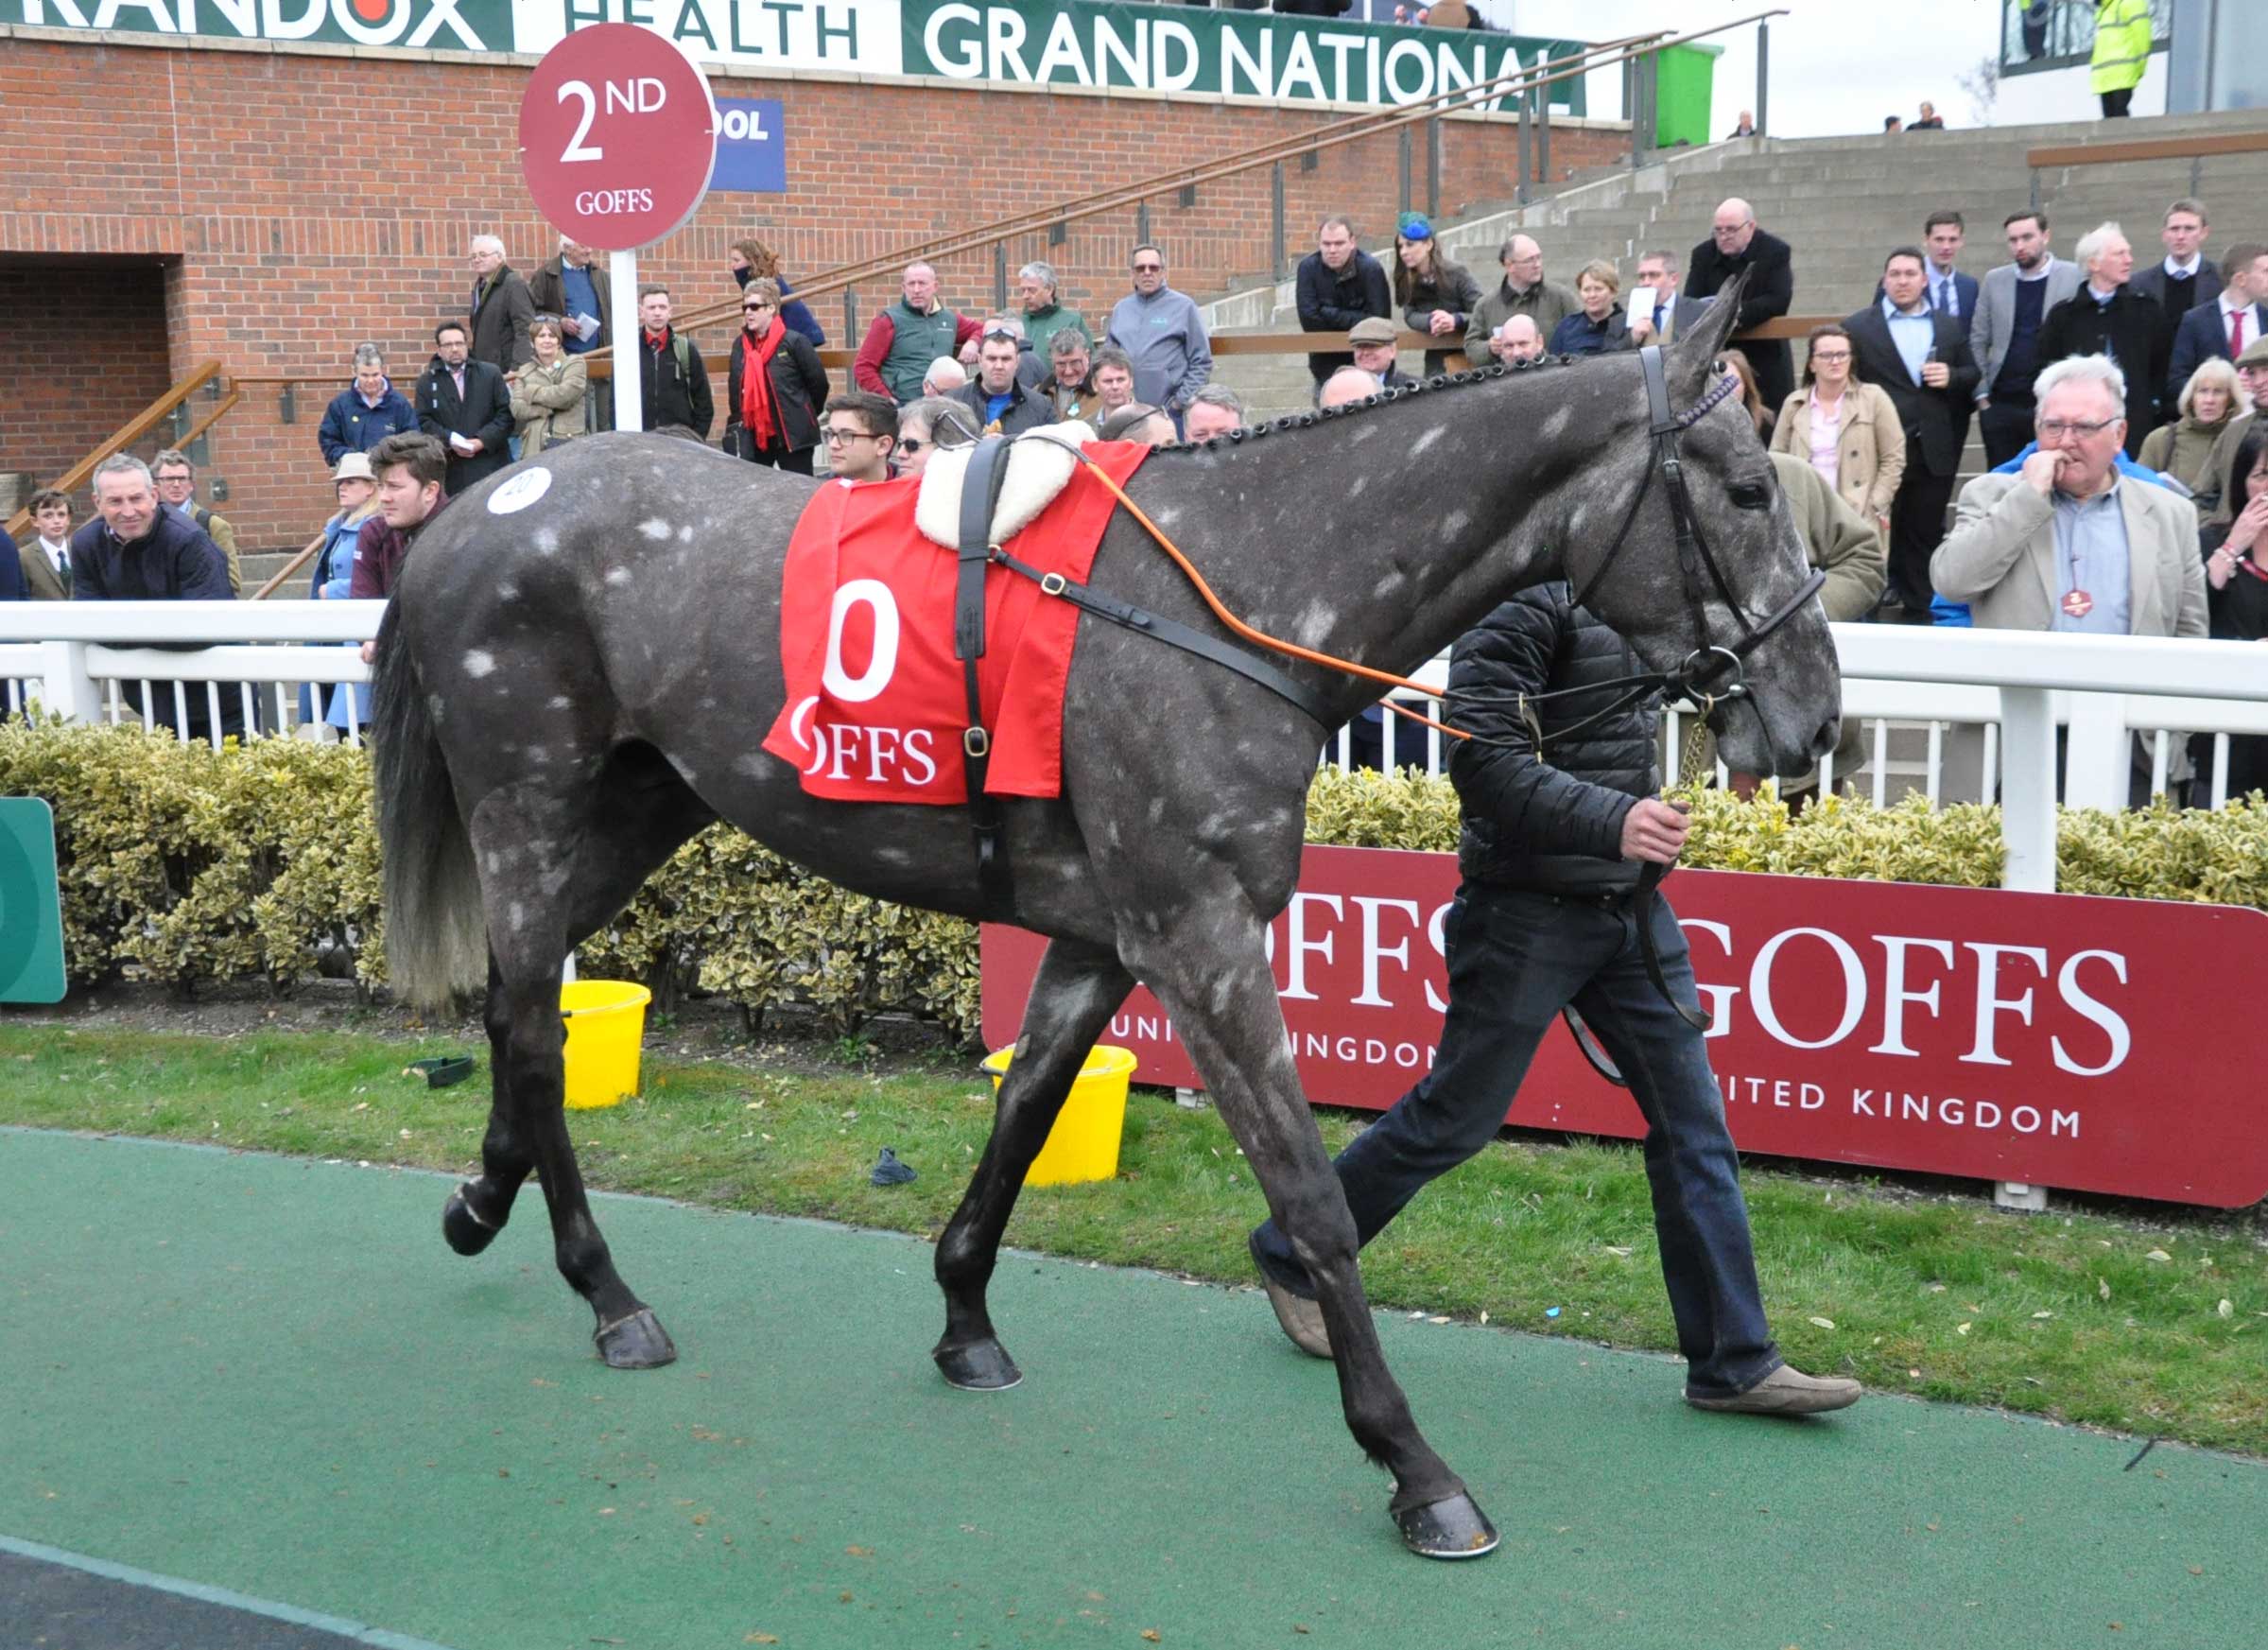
725, 278, 830, 474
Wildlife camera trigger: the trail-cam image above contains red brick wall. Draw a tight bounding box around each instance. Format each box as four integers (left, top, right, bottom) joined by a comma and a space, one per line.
0, 38, 1625, 548
0, 263, 174, 498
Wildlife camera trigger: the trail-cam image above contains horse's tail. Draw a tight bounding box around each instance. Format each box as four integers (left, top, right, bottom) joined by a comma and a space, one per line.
370, 602, 487, 1008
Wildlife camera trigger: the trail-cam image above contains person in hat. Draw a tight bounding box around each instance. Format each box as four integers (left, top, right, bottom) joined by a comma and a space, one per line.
305, 450, 381, 728
1294, 214, 1391, 393
1391, 212, 1481, 379
1347, 317, 1415, 391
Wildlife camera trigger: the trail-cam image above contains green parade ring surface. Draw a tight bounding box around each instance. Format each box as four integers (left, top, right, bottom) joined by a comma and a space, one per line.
4, 1127, 2263, 1649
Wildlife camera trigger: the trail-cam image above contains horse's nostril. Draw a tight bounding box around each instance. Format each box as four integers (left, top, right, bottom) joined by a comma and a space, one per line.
1812, 716, 1841, 757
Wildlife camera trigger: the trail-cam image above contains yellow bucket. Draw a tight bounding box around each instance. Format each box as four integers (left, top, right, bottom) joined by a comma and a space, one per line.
980, 1044, 1138, 1187
560, 980, 652, 1110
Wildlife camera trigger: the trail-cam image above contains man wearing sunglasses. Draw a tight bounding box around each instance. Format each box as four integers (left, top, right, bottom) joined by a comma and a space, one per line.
1104, 244, 1212, 434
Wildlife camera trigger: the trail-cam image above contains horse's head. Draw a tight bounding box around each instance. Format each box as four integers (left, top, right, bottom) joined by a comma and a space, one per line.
1557, 273, 1842, 778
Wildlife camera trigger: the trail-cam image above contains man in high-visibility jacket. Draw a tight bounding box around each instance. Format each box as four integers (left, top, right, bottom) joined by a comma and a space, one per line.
2090, 0, 2153, 119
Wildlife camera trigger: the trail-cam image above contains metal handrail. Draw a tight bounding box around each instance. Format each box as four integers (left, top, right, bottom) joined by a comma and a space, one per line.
4, 360, 224, 541
671, 12, 1791, 340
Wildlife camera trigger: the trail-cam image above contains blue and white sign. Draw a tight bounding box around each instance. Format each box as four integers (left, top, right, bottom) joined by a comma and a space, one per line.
710, 97, 786, 193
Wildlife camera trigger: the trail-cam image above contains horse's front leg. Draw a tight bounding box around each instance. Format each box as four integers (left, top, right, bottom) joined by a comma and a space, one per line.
933, 938, 1133, 1389
1129, 916, 1498, 1560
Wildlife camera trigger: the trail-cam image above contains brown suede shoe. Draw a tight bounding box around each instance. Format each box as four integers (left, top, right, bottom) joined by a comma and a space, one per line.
1687, 1363, 1862, 1416
1249, 1234, 1332, 1359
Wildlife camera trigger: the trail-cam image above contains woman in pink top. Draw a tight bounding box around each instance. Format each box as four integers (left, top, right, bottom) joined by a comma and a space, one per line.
1771, 322, 1906, 535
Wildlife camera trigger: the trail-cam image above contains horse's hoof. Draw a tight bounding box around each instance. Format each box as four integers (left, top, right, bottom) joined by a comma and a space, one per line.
442, 1186, 500, 1257
934, 1338, 1023, 1391
1394, 1491, 1499, 1560
595, 1308, 677, 1369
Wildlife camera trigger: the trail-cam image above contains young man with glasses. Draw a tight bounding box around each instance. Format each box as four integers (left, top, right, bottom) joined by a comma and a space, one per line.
821, 391, 900, 484
1103, 245, 1211, 433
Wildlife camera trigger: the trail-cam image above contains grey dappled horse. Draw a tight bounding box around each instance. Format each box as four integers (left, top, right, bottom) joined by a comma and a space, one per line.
370, 283, 1840, 1557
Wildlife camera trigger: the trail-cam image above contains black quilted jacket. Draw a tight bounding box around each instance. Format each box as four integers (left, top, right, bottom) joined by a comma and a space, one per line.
1446, 583, 1659, 896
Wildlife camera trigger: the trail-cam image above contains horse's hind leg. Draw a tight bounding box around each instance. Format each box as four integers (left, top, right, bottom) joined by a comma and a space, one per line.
463, 762, 711, 1369
441, 952, 535, 1256
932, 938, 1132, 1390
1130, 921, 1497, 1559
443, 745, 713, 1271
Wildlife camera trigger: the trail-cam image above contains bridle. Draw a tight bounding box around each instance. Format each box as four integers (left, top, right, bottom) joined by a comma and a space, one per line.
1376, 344, 1829, 1050
1459, 345, 1827, 752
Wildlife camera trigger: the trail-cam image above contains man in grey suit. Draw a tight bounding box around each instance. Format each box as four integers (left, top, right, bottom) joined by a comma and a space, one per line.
1969, 209, 2083, 469
1933, 355, 2207, 802
1622, 248, 1714, 348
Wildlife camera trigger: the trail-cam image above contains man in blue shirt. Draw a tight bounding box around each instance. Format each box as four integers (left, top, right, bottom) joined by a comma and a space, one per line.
949, 327, 1053, 439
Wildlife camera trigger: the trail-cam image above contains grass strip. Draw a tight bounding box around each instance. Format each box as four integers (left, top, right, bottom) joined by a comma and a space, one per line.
4, 1021, 2262, 1454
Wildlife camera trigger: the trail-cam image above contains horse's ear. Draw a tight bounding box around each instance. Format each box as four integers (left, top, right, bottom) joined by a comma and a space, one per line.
1670, 267, 1749, 393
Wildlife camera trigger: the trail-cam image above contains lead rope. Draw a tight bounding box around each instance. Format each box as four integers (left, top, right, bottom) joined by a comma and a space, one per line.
1675, 698, 1716, 790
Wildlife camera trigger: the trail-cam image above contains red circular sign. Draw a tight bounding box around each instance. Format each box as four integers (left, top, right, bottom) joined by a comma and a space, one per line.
518, 24, 717, 252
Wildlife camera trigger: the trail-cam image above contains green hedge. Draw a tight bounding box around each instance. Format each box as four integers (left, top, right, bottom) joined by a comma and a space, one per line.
8, 723, 2268, 1043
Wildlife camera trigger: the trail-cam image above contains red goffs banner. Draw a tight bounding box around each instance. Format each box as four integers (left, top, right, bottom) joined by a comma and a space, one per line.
981, 848, 2268, 1207
763, 443, 1150, 804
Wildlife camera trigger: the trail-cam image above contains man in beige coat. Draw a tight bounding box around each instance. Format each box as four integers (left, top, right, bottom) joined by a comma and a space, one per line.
1932, 355, 2207, 799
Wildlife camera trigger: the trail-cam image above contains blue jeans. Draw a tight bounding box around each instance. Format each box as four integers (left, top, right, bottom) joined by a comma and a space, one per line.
1253, 881, 1781, 1398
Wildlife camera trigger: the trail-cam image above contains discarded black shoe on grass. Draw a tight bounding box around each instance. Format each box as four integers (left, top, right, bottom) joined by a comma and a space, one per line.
404, 1055, 476, 1088
870, 1147, 918, 1187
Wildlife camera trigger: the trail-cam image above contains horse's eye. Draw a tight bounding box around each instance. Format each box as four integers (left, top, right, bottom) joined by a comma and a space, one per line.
1728, 479, 1775, 512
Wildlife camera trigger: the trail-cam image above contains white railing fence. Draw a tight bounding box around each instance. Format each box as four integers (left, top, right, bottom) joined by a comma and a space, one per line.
7, 606, 2268, 895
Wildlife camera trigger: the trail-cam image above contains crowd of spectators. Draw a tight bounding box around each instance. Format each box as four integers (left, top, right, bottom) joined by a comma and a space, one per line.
9, 151, 2264, 792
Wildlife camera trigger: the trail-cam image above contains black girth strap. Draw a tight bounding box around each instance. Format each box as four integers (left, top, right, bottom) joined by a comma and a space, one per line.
955, 437, 1015, 917
989, 547, 1339, 728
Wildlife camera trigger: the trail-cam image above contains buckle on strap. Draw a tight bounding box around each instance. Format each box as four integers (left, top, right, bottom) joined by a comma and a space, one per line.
1039, 570, 1067, 596
963, 726, 990, 758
